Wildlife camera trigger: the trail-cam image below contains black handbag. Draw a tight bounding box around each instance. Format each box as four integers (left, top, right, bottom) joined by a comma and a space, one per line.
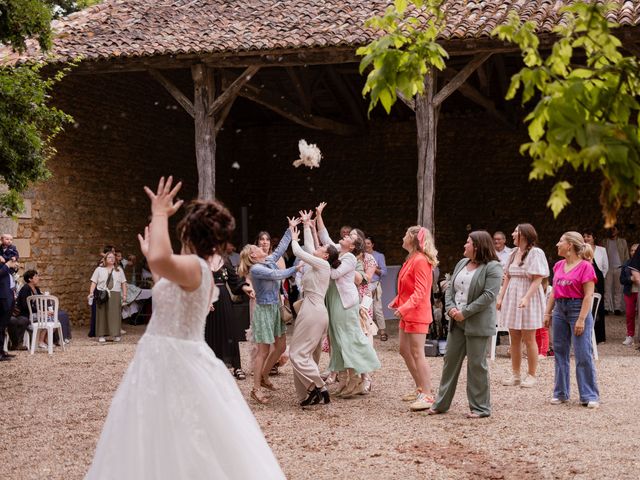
95, 289, 109, 305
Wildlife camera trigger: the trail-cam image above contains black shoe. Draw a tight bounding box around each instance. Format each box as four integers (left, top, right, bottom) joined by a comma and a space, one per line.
300, 388, 320, 407
318, 387, 331, 404
2, 351, 16, 358
614, 310, 622, 316
0, 354, 13, 361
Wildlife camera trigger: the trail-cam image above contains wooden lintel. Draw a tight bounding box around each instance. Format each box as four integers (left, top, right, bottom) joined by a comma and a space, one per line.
433, 52, 492, 107
326, 65, 366, 126
397, 90, 416, 111
286, 66, 312, 112
208, 65, 260, 116
235, 80, 358, 136
148, 68, 194, 118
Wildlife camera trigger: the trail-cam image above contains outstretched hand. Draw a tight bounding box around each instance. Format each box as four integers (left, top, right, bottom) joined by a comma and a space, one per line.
287, 216, 301, 229
299, 210, 313, 223
315, 202, 327, 216
143, 176, 184, 218
137, 225, 150, 258
290, 226, 300, 242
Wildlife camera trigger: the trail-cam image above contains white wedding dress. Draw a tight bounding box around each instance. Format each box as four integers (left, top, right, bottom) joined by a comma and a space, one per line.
85, 257, 285, 479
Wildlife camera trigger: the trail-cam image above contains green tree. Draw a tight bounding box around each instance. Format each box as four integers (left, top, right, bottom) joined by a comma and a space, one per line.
0, 0, 73, 215
492, 2, 640, 226
357, 0, 448, 114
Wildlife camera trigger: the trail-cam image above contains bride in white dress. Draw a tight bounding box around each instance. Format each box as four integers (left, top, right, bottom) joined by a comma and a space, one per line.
86, 177, 285, 480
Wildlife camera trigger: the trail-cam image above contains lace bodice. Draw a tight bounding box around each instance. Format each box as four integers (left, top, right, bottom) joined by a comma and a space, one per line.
144, 256, 217, 341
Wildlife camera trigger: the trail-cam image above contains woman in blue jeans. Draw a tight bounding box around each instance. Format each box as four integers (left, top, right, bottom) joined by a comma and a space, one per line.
544, 231, 600, 408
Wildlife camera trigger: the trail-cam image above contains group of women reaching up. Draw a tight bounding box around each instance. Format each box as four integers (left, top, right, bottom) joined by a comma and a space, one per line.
235, 203, 382, 406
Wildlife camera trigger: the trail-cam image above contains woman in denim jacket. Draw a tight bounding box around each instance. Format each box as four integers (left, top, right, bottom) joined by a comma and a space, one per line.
239, 217, 301, 404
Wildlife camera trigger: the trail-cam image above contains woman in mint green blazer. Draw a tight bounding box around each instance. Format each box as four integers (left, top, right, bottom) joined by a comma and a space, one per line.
429, 231, 503, 418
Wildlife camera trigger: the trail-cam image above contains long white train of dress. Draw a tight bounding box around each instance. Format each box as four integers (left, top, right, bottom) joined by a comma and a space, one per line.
85, 257, 285, 480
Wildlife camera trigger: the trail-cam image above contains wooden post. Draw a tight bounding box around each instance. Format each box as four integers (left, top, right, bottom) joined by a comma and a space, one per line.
191, 64, 216, 200
415, 68, 438, 232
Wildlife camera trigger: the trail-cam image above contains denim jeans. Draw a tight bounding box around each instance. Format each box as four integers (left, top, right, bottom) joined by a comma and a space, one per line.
552, 298, 600, 403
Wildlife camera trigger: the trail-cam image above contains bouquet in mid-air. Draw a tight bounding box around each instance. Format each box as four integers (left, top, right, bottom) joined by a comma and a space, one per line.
292, 139, 322, 169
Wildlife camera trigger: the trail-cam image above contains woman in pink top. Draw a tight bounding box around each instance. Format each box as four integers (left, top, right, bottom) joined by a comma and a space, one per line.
544, 232, 600, 408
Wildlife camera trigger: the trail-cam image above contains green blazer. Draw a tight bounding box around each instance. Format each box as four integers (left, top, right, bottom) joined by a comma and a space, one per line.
445, 259, 503, 337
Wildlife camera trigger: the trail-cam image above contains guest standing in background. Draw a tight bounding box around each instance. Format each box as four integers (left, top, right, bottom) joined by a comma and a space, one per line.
429, 231, 502, 418
89, 252, 127, 343
365, 236, 388, 341
544, 232, 599, 408
620, 243, 639, 346
389, 226, 438, 412
602, 225, 629, 315
493, 231, 513, 270
584, 229, 608, 343
497, 224, 549, 388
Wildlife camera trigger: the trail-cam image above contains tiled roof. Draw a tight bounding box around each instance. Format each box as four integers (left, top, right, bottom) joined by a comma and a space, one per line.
4, 1, 640, 65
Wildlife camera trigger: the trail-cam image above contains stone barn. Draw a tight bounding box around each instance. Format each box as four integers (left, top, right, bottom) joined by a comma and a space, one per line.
3, 0, 640, 324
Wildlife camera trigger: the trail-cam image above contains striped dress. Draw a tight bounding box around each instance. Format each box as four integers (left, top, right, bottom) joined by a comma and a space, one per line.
501, 247, 549, 330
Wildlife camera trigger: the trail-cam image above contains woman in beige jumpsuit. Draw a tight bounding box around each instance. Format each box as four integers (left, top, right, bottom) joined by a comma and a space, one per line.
289, 213, 340, 406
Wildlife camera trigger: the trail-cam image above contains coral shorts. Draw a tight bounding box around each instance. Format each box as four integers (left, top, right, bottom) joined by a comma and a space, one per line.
399, 318, 430, 334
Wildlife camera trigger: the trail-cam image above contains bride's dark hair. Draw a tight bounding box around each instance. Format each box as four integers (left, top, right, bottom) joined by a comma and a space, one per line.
177, 200, 235, 259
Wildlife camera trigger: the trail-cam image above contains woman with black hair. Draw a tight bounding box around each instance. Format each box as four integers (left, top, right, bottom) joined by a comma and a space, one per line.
429, 231, 502, 418
288, 211, 340, 406
86, 177, 285, 479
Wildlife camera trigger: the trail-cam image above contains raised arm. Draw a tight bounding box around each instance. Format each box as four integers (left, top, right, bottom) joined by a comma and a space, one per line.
330, 253, 356, 279
291, 225, 328, 270
298, 210, 316, 254
251, 263, 298, 281
139, 176, 201, 291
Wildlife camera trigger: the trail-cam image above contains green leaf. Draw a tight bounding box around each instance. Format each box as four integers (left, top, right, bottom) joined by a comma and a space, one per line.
546, 181, 573, 217
394, 0, 408, 14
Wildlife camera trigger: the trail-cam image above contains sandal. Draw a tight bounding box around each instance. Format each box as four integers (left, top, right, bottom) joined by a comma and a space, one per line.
269, 365, 279, 376
379, 333, 388, 342
466, 412, 489, 419
250, 389, 269, 405
234, 369, 246, 380
427, 408, 444, 415
261, 376, 277, 391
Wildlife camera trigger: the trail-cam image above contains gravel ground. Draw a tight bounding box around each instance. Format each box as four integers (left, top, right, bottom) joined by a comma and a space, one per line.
1, 316, 639, 480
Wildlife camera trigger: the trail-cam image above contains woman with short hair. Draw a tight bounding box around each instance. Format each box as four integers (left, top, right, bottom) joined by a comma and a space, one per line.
429, 231, 502, 418
544, 231, 599, 408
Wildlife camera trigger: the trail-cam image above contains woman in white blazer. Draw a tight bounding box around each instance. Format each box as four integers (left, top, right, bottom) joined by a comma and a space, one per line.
316, 202, 380, 397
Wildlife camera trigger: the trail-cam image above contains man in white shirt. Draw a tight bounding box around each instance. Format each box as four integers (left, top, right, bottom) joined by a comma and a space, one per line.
602, 225, 629, 314
493, 231, 513, 270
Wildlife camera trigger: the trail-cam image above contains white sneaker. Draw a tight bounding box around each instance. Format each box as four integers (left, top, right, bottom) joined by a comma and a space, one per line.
584, 401, 600, 409
98, 337, 106, 343
550, 397, 568, 405
622, 336, 634, 346
120, 329, 127, 335
520, 374, 537, 388
38, 342, 48, 349
114, 336, 121, 342
63, 339, 70, 344
501, 374, 521, 386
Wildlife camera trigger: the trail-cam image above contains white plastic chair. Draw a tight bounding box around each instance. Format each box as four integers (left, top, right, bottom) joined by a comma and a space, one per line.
490, 310, 511, 361
3, 329, 30, 352
591, 292, 602, 361
28, 295, 65, 355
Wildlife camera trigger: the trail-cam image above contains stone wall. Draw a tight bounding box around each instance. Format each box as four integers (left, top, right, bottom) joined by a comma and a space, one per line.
11, 71, 640, 325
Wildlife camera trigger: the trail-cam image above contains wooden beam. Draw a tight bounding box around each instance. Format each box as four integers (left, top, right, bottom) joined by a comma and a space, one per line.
235, 81, 358, 136
148, 68, 194, 118
444, 67, 511, 127
415, 68, 438, 232
286, 66, 312, 112
397, 90, 416, 111
326, 65, 366, 126
191, 64, 216, 199
433, 52, 492, 107
214, 96, 236, 136
208, 65, 260, 116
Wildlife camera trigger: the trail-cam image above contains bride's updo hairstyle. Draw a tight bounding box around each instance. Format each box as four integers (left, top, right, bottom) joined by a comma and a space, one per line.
177, 200, 235, 259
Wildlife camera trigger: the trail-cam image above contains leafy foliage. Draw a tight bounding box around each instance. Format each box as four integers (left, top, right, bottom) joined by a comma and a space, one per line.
357, 0, 448, 114
0, 0, 77, 215
493, 2, 640, 226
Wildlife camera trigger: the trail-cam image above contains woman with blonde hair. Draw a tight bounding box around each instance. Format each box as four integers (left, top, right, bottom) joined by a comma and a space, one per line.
544, 231, 599, 408
238, 218, 301, 404
89, 252, 127, 344
497, 223, 549, 388
389, 225, 438, 411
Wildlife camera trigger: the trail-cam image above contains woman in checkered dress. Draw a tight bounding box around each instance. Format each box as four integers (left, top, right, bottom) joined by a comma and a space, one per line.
496, 224, 549, 388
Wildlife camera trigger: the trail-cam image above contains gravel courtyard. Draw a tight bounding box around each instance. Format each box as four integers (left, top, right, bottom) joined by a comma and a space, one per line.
1, 316, 639, 480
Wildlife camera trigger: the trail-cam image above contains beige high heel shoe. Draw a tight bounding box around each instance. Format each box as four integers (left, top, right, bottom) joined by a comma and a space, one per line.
340, 376, 362, 399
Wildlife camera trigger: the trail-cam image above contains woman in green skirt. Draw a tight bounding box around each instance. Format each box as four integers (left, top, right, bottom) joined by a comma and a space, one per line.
89, 252, 127, 343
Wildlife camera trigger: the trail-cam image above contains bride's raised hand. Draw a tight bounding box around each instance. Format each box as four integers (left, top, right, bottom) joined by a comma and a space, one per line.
137, 225, 150, 257
143, 176, 184, 218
